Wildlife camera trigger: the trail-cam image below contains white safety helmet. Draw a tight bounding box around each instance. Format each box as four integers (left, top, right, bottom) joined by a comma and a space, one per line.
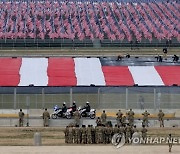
86, 101, 89, 104
63, 102, 66, 105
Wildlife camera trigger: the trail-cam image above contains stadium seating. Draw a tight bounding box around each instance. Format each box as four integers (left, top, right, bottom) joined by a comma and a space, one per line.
0, 0, 179, 42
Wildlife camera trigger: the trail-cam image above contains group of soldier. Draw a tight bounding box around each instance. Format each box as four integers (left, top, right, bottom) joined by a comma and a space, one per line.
18, 107, 165, 128
64, 123, 147, 144
18, 108, 50, 127
64, 109, 166, 144
114, 109, 165, 128
97, 109, 165, 128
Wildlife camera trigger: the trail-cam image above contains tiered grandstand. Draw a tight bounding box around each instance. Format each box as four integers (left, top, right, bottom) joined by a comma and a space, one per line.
0, 0, 179, 48
0, 0, 179, 41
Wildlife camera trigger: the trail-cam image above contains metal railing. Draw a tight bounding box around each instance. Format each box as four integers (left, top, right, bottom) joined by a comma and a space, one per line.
0, 86, 179, 110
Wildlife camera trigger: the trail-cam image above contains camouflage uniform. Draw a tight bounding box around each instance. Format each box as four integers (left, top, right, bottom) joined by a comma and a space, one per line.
64, 126, 69, 143
74, 110, 81, 125
125, 125, 131, 143
105, 126, 112, 144
141, 126, 148, 141
81, 125, 87, 144
91, 125, 96, 144
142, 111, 150, 127
96, 117, 102, 126
74, 126, 81, 144
68, 126, 74, 143
127, 109, 135, 126
119, 126, 125, 135
43, 109, 50, 127
113, 124, 119, 135
168, 134, 173, 152
158, 110, 165, 127
87, 125, 92, 144
96, 126, 103, 144
133, 125, 138, 133
116, 110, 123, 126
121, 116, 127, 127
101, 111, 107, 126
18, 109, 24, 127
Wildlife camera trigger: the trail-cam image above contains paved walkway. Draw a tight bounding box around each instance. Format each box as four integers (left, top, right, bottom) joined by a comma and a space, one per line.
1, 146, 180, 154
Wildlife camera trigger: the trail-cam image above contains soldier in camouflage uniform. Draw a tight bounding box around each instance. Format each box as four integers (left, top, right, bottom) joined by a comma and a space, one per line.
64, 126, 69, 143
168, 134, 173, 152
101, 110, 107, 126
121, 115, 127, 127
119, 125, 125, 135
127, 109, 135, 127
125, 124, 132, 143
116, 110, 123, 126
102, 125, 106, 144
95, 126, 102, 144
142, 110, 150, 127
158, 110, 165, 127
91, 125, 95, 144
42, 108, 50, 127
18, 109, 24, 127
87, 125, 92, 144
68, 125, 74, 143
74, 125, 81, 144
133, 125, 138, 133
113, 124, 119, 135
105, 126, 112, 144
74, 109, 81, 126
96, 117, 102, 126
81, 125, 87, 144
141, 125, 148, 142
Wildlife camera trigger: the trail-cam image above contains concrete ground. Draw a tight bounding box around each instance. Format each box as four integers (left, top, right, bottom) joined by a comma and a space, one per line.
1, 145, 180, 154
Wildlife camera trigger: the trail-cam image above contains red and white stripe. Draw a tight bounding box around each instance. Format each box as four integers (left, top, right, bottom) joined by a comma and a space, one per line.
0, 58, 180, 86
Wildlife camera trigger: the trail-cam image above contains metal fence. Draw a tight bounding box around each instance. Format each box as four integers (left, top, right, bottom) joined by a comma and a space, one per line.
0, 86, 179, 110
0, 38, 179, 49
